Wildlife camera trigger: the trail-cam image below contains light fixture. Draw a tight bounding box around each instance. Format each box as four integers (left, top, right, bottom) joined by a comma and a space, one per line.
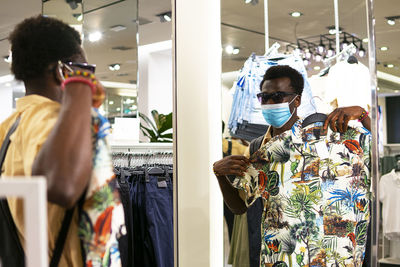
110, 25, 127, 32
358, 44, 366, 57
326, 41, 335, 57
72, 13, 83, 22
109, 64, 121, 71
317, 37, 325, 54
304, 49, 312, 59
244, 0, 259, 5
225, 45, 234, 54
341, 34, 350, 50
327, 26, 342, 35
109, 101, 114, 105
303, 59, 310, 66
387, 19, 396, 25
315, 54, 323, 62
290, 12, 303, 17
362, 38, 368, 43
395, 90, 399, 93
314, 66, 321, 71
5, 83, 11, 87
3, 55, 11, 63
386, 64, 394, 68
232, 48, 240, 55
88, 31, 102, 42
116, 107, 121, 112
157, 11, 172, 23
380, 46, 389, 51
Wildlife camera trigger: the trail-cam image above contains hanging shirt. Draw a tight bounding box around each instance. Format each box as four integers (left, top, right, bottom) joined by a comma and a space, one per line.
325, 61, 371, 111
379, 169, 400, 240
233, 119, 371, 266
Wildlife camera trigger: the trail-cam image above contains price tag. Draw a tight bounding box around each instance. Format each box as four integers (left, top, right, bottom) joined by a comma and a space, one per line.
315, 141, 329, 159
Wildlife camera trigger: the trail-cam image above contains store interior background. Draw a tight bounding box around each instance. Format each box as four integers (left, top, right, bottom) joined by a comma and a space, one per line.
0, 0, 399, 265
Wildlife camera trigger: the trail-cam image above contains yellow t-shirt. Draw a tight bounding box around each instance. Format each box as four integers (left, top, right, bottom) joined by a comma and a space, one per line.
0, 94, 83, 267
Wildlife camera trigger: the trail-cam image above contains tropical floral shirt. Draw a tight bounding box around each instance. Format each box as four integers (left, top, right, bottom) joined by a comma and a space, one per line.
78, 108, 126, 267
233, 119, 371, 267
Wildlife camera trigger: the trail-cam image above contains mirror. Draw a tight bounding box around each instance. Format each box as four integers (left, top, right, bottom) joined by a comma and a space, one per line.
219, 0, 379, 266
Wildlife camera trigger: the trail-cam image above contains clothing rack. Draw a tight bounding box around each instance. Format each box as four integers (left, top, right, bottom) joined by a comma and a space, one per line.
112, 151, 173, 167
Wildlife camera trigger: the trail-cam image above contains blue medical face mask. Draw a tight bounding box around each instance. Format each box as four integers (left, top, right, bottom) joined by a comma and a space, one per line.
261, 96, 297, 128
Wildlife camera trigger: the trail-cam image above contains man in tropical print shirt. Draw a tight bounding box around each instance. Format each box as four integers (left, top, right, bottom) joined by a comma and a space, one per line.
213, 65, 372, 266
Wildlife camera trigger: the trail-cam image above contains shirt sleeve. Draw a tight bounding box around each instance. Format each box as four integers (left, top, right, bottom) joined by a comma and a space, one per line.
379, 176, 386, 203
232, 164, 262, 207
21, 104, 59, 176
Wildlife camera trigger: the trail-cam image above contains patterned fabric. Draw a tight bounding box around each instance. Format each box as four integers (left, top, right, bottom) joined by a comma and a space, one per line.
233, 119, 371, 267
79, 108, 126, 267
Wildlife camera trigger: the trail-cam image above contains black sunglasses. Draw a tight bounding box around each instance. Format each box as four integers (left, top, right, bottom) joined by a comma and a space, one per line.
64, 61, 96, 73
257, 91, 297, 104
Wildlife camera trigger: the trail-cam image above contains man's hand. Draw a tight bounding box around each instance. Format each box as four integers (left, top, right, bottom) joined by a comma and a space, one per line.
323, 106, 370, 133
213, 155, 250, 177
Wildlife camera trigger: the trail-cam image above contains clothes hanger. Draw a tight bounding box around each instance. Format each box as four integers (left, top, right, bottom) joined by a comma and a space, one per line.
347, 55, 358, 64
301, 96, 328, 128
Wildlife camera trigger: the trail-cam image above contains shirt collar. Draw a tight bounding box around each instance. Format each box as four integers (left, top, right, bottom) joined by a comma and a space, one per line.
16, 94, 59, 112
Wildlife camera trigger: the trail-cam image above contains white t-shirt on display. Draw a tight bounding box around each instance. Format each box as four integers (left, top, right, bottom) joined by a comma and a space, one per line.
325, 60, 371, 111
379, 169, 400, 240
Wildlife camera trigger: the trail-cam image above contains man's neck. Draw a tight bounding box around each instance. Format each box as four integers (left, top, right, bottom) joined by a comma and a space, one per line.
25, 79, 62, 103
271, 115, 299, 137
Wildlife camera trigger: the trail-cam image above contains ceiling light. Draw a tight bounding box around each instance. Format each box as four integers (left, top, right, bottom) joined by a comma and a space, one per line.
73, 13, 83, 22
225, 45, 234, 54
304, 49, 312, 59
232, 48, 240, 55
109, 64, 121, 71
362, 38, 368, 43
326, 43, 335, 57
314, 66, 321, 71
290, 12, 303, 17
380, 46, 388, 51
88, 31, 102, 42
303, 59, 310, 66
3, 55, 11, 63
386, 64, 394, 68
387, 19, 396, 25
5, 83, 11, 87
358, 44, 366, 57
109, 101, 114, 105
317, 41, 325, 54
395, 90, 399, 93
315, 54, 323, 62
244, 0, 258, 5
116, 107, 121, 111
110, 25, 127, 32
157, 12, 172, 22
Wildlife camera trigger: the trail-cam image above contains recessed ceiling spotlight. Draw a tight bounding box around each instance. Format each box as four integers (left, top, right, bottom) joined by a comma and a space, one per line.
395, 90, 399, 93
109, 64, 121, 71
290, 12, 303, 17
386, 64, 394, 68
303, 59, 310, 66
244, 0, 258, 5
327, 26, 343, 35
362, 38, 368, 43
387, 19, 396, 25
314, 66, 321, 71
3, 55, 11, 63
110, 25, 127, 32
116, 107, 121, 111
232, 48, 240, 55
225, 45, 234, 54
380, 46, 389, 51
73, 13, 83, 22
157, 11, 172, 22
88, 31, 102, 42
109, 101, 114, 105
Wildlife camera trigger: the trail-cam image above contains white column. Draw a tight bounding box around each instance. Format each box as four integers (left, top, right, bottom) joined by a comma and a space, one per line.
174, 0, 223, 266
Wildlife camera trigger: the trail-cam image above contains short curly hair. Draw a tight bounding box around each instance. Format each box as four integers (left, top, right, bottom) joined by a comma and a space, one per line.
260, 65, 304, 95
9, 15, 82, 81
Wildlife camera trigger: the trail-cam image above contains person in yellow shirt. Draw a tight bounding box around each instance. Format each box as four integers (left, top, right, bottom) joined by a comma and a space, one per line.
0, 15, 103, 266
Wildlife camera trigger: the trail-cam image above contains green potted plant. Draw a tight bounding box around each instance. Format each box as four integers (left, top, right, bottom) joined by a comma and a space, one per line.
139, 110, 173, 142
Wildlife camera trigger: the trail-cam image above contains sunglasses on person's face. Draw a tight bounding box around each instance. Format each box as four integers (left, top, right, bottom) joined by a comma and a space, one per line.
64, 61, 96, 73
257, 91, 297, 104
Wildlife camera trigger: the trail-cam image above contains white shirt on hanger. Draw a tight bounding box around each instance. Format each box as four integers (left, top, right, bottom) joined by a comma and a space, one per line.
325, 60, 371, 111
379, 169, 400, 240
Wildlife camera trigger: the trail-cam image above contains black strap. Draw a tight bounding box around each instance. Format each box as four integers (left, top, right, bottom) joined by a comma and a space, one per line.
249, 135, 264, 156
227, 140, 232, 155
0, 117, 75, 267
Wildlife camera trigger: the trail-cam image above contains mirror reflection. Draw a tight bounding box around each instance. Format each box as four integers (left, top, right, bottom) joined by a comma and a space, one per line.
216, 1, 382, 266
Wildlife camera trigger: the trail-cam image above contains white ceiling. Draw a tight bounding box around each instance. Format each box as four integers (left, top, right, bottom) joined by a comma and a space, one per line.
0, 0, 399, 93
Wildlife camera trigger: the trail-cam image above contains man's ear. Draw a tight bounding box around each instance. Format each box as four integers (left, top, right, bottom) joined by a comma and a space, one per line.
294, 95, 301, 108
52, 61, 65, 85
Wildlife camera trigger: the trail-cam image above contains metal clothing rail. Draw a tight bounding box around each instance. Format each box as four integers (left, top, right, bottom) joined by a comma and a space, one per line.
111, 142, 173, 153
